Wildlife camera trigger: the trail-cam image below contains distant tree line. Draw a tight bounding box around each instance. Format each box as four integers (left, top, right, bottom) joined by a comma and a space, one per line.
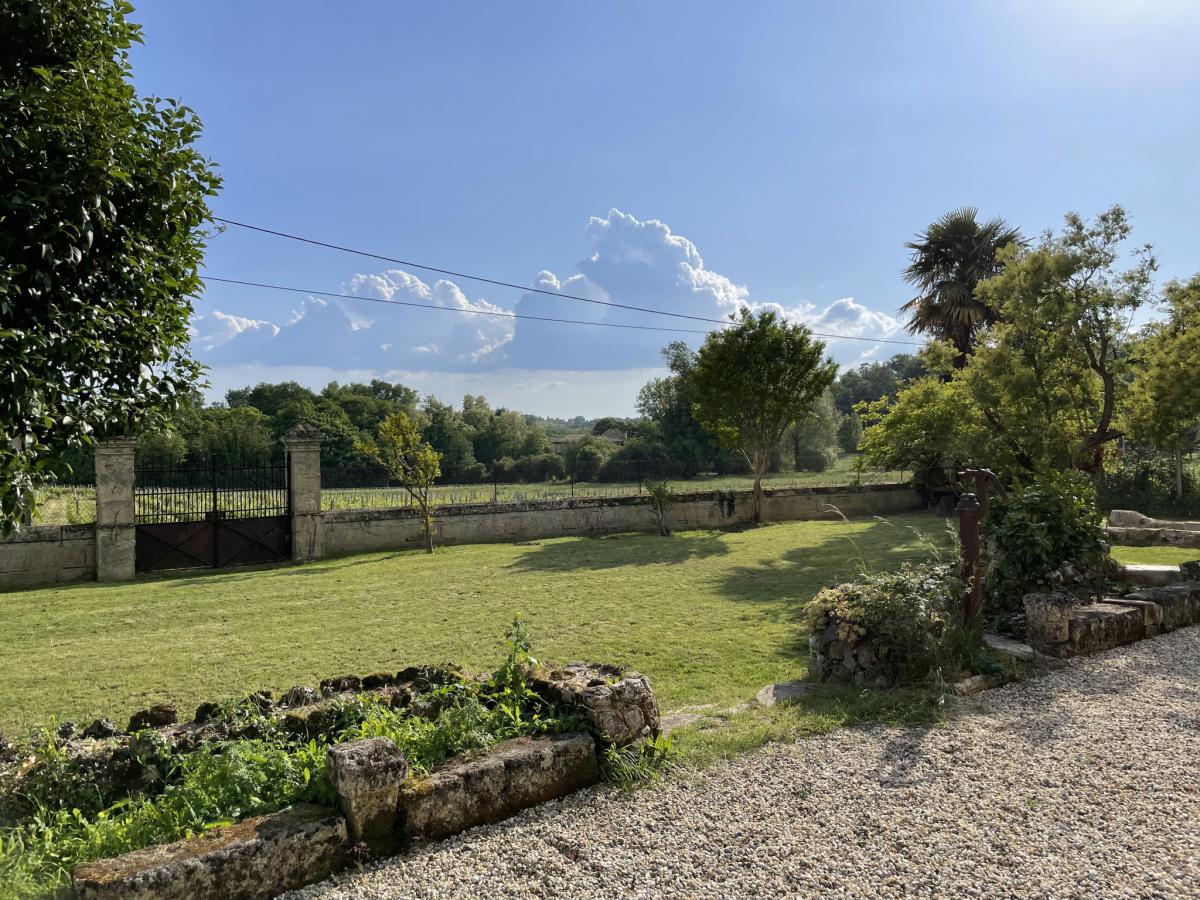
49, 352, 929, 487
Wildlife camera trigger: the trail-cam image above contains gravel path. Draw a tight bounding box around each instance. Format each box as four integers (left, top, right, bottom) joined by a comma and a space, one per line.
292, 628, 1200, 899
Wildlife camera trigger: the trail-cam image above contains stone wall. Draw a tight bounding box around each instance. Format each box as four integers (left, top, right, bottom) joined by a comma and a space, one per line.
0, 523, 96, 589
323, 483, 920, 557
1107, 509, 1200, 550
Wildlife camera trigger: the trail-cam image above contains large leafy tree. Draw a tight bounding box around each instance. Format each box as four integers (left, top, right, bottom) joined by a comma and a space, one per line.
691, 309, 837, 521
865, 206, 1156, 480
901, 207, 1023, 366
636, 341, 720, 476
1, 0, 221, 528
969, 206, 1155, 472
1127, 274, 1200, 497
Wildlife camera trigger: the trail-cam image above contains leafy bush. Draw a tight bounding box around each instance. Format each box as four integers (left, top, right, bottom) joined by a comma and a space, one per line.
983, 471, 1111, 612
801, 562, 969, 683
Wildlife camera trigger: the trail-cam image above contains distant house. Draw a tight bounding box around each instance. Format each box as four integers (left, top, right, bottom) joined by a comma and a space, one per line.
551, 429, 628, 453
599, 429, 627, 446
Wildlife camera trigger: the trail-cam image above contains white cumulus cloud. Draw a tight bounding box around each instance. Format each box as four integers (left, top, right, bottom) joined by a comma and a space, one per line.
196, 209, 906, 379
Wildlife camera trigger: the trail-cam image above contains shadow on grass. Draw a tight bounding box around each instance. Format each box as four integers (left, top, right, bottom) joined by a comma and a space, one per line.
508, 532, 730, 573
713, 517, 953, 623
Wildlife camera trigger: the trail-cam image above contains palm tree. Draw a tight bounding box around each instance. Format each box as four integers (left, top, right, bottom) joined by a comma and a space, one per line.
901, 208, 1023, 366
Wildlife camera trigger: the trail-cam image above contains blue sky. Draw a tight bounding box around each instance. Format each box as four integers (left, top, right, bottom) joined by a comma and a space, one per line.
131, 1, 1200, 417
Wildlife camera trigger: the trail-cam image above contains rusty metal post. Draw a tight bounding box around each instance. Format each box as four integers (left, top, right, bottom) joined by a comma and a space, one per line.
956, 492, 983, 632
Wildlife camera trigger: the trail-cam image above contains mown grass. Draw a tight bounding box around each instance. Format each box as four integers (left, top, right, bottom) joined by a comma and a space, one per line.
1110, 544, 1198, 566
0, 514, 951, 742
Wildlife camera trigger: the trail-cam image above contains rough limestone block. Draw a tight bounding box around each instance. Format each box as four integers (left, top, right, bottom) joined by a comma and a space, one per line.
983, 633, 1036, 662
1182, 560, 1200, 581
399, 733, 599, 842
530, 662, 660, 746
326, 737, 409, 855
1107, 526, 1200, 549
1126, 583, 1200, 631
128, 704, 177, 732
1119, 564, 1183, 587
1023, 592, 1076, 654
1066, 602, 1144, 656
1107, 597, 1164, 633
72, 804, 347, 900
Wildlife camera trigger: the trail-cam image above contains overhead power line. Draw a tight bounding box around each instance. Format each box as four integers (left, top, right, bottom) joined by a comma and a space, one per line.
213, 216, 922, 347
201, 276, 712, 334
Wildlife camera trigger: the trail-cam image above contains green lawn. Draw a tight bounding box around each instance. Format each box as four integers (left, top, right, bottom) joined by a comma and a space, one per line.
0, 514, 949, 740
1110, 544, 1199, 566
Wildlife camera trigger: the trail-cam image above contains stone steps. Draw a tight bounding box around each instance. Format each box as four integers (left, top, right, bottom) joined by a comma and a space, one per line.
1119, 564, 1183, 587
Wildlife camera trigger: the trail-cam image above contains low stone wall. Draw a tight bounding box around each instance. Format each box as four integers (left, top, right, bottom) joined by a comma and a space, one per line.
323, 483, 920, 556
1107, 509, 1200, 550
37, 661, 656, 899
1024, 581, 1200, 658
0, 523, 95, 589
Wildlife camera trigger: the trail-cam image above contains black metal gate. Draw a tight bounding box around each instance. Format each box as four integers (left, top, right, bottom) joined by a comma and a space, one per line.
135, 460, 290, 573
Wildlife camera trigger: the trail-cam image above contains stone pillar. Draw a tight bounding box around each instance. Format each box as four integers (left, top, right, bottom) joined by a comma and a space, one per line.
326, 737, 409, 856
94, 438, 137, 582
1023, 592, 1075, 656
282, 423, 324, 562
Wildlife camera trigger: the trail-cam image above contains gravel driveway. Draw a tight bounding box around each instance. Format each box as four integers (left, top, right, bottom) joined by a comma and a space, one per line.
292, 627, 1200, 899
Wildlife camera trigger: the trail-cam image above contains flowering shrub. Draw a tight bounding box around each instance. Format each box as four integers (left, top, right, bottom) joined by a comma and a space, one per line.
802, 562, 965, 684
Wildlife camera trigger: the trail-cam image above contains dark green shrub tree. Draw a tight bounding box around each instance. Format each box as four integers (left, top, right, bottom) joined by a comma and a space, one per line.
691, 310, 837, 520
983, 471, 1111, 616
1, 0, 221, 528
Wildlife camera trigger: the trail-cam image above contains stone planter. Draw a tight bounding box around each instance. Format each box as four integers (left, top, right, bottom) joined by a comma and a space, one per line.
810, 616, 892, 687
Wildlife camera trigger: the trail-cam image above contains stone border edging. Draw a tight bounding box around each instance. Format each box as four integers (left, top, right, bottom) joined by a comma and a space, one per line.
65, 663, 659, 899
1023, 581, 1200, 658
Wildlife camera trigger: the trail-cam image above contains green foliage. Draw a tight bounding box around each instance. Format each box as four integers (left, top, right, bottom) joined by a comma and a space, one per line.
830, 354, 926, 415
691, 310, 837, 519
595, 437, 683, 482
983, 471, 1110, 613
1098, 444, 1200, 519
643, 480, 674, 536
601, 733, 674, 789
1, 740, 328, 897
858, 376, 988, 489
790, 390, 841, 472
562, 435, 617, 481
968, 206, 1155, 472
1126, 274, 1200, 460
1, 0, 223, 529
359, 411, 442, 552
0, 620, 586, 897
869, 207, 1157, 481
493, 452, 565, 483
801, 562, 968, 683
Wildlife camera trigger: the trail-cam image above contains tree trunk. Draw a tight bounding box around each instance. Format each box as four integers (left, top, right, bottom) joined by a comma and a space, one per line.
751, 455, 768, 523
1176, 446, 1185, 501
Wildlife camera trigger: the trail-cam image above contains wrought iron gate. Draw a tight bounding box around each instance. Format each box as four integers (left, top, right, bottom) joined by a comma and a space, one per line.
135, 460, 290, 573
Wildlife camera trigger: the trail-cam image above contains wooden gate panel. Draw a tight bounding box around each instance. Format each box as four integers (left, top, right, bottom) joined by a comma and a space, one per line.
215, 515, 290, 568
136, 521, 216, 572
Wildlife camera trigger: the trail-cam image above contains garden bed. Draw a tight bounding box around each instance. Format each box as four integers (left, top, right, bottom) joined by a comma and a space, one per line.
0, 624, 663, 898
